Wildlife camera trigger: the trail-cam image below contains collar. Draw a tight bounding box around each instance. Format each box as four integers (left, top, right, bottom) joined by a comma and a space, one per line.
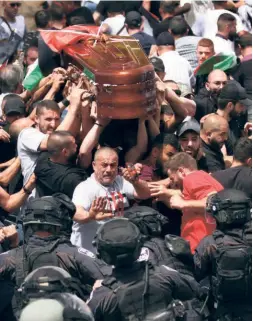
215, 33, 228, 40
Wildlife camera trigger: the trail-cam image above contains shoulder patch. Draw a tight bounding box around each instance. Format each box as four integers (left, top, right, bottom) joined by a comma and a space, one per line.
137, 247, 150, 262
78, 247, 96, 259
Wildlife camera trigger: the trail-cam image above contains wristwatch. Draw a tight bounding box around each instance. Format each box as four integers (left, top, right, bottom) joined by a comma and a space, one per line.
23, 186, 32, 195
62, 98, 70, 107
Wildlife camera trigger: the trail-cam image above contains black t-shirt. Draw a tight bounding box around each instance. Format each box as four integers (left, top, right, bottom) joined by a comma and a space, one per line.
201, 139, 225, 173
197, 155, 209, 172
132, 31, 155, 56
194, 87, 217, 122
212, 165, 252, 198
35, 153, 87, 198
96, 1, 142, 17
232, 59, 252, 99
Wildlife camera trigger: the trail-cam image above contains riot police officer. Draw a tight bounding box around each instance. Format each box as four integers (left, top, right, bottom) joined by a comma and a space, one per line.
88, 218, 203, 321
194, 189, 252, 321
124, 206, 195, 278
19, 266, 94, 321
0, 193, 111, 320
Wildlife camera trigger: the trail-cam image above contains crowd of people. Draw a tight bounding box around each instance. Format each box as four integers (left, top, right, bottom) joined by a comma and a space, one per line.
0, 1, 252, 321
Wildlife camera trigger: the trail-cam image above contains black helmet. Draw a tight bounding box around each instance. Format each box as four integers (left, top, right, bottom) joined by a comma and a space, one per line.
93, 218, 143, 266
20, 266, 87, 302
124, 206, 169, 238
206, 189, 251, 227
23, 193, 76, 231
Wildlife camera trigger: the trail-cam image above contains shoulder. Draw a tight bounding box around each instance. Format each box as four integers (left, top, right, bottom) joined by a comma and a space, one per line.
76, 247, 96, 259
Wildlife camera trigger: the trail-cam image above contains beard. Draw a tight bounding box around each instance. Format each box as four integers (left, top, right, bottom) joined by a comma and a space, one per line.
228, 31, 237, 41
67, 151, 78, 164
209, 137, 223, 151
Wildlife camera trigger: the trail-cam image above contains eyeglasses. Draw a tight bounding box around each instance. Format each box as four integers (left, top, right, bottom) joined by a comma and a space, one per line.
10, 3, 21, 8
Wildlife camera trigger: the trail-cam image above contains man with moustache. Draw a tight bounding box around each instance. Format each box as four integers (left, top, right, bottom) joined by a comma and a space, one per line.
35, 131, 87, 198
200, 114, 229, 173
194, 69, 228, 122
177, 117, 208, 172
216, 81, 251, 155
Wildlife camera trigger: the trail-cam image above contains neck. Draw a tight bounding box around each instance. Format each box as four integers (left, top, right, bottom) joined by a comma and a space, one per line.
127, 28, 140, 36
4, 12, 16, 23
162, 13, 173, 20
143, 155, 157, 167
216, 108, 231, 121
51, 21, 64, 30
231, 159, 244, 168
242, 47, 252, 57
216, 31, 229, 40
50, 156, 69, 165
200, 133, 209, 145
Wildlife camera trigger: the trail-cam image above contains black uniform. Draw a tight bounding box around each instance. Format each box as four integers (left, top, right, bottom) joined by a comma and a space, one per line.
88, 261, 201, 321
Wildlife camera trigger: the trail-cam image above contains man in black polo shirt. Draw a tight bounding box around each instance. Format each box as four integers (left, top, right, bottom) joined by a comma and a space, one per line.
125, 11, 155, 56
216, 80, 251, 155
35, 131, 87, 198
200, 114, 229, 173
212, 137, 252, 198
177, 117, 208, 172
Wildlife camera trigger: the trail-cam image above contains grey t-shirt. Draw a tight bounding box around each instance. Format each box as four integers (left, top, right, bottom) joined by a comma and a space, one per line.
71, 174, 135, 251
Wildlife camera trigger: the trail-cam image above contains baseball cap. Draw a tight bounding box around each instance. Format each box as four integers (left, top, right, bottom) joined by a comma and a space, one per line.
4, 95, 26, 116
156, 31, 175, 46
219, 80, 252, 108
149, 56, 165, 73
125, 11, 142, 28
176, 118, 200, 137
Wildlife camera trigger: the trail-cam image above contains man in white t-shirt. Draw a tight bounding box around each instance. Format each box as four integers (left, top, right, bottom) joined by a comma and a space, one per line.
17, 89, 85, 201
192, 1, 244, 38
0, 2, 26, 41
102, 3, 128, 36
211, 13, 237, 55
71, 147, 151, 251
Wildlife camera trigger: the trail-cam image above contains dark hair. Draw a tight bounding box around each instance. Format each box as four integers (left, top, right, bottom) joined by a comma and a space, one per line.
107, 2, 125, 13
169, 16, 188, 36
47, 131, 73, 155
153, 133, 180, 151
217, 13, 236, 31
35, 100, 60, 116
168, 152, 197, 171
218, 98, 237, 110
161, 104, 174, 115
239, 33, 252, 48
160, 1, 178, 14
66, 7, 95, 26
234, 137, 252, 163
50, 4, 65, 21
35, 10, 51, 28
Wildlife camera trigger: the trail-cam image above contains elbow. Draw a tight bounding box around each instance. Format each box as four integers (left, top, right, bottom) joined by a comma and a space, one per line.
186, 101, 196, 117
78, 152, 92, 169
0, 177, 10, 187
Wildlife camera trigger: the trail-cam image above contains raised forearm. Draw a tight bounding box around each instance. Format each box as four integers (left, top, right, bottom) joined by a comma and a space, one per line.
0, 186, 31, 213
0, 158, 21, 187
73, 206, 91, 223
0, 158, 16, 169
147, 117, 160, 141
133, 179, 151, 200
181, 198, 207, 213
165, 89, 196, 118
57, 109, 81, 137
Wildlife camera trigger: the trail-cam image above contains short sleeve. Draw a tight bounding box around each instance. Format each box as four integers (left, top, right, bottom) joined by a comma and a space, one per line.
72, 181, 92, 210
18, 127, 46, 153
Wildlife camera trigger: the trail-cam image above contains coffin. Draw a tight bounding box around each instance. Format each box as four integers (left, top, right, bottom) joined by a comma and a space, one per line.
40, 26, 156, 119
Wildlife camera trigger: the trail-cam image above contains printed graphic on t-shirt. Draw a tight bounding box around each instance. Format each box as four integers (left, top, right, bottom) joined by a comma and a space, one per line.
105, 191, 130, 217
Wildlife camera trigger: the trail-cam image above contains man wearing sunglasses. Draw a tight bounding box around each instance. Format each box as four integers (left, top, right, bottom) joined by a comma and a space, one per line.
0, 2, 26, 43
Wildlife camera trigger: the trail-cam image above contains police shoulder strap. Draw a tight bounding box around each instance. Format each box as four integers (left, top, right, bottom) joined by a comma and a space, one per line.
15, 246, 29, 289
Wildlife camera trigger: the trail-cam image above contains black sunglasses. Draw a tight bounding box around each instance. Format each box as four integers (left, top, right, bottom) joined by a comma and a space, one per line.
10, 3, 21, 7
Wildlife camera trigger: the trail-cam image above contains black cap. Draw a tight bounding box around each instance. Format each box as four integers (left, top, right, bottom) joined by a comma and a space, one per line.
125, 11, 142, 28
177, 118, 200, 137
4, 96, 25, 116
156, 31, 175, 46
149, 56, 165, 73
219, 80, 252, 108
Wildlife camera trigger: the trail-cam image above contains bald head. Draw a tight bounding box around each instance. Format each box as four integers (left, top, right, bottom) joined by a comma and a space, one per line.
203, 114, 228, 133
9, 118, 34, 140
202, 114, 229, 149
206, 69, 228, 94
94, 147, 118, 162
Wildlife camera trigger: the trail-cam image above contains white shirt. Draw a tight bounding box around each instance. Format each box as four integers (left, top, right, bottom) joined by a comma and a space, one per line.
159, 51, 195, 90
103, 14, 128, 36
211, 36, 235, 55
17, 127, 46, 185
192, 9, 244, 38
180, 0, 214, 28
71, 174, 135, 251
